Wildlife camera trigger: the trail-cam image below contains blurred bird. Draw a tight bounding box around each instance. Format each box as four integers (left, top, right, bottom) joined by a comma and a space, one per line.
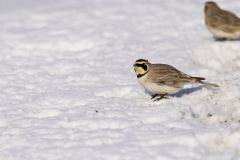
204, 1, 240, 40
133, 59, 219, 101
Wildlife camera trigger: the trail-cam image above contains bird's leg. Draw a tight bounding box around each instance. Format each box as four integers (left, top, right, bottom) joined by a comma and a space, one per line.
151, 94, 159, 99
153, 93, 169, 101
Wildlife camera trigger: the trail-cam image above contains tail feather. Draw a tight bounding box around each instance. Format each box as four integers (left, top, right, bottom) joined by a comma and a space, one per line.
192, 77, 219, 87
192, 77, 205, 81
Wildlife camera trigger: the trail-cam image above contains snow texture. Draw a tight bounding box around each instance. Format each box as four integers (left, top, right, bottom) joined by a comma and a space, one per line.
0, 0, 240, 160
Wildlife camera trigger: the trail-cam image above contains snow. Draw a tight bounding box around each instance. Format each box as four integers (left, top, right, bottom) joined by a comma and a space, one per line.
0, 0, 240, 159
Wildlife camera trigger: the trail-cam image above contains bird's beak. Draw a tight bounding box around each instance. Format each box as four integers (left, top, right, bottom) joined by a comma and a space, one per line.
133, 64, 137, 67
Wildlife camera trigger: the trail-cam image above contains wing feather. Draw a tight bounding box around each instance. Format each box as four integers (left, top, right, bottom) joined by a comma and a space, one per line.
149, 64, 194, 88
211, 10, 240, 32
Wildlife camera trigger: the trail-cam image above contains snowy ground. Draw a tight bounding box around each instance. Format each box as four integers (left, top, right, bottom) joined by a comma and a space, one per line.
0, 0, 240, 159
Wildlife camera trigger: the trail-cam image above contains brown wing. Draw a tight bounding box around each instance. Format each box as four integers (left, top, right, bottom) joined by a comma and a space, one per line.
211, 10, 240, 32
149, 64, 195, 88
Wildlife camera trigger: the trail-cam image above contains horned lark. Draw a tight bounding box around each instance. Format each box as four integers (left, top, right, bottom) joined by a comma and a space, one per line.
133, 59, 219, 101
204, 1, 240, 40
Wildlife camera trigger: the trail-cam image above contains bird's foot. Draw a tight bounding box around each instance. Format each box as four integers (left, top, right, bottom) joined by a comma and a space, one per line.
152, 94, 169, 101
151, 94, 159, 99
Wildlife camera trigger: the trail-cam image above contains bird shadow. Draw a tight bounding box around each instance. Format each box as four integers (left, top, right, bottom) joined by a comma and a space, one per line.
214, 37, 240, 42
173, 86, 204, 98
144, 85, 204, 99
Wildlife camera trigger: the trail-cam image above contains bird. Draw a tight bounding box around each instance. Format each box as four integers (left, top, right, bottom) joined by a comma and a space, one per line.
204, 1, 240, 40
133, 59, 219, 101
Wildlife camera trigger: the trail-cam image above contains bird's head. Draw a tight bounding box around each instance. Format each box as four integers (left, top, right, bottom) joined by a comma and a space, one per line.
204, 1, 220, 15
133, 59, 151, 78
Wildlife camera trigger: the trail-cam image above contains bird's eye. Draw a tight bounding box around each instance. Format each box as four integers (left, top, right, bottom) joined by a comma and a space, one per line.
141, 64, 148, 71
134, 63, 148, 71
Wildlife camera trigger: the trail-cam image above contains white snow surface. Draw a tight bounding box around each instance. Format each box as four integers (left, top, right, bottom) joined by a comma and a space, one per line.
0, 0, 240, 159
